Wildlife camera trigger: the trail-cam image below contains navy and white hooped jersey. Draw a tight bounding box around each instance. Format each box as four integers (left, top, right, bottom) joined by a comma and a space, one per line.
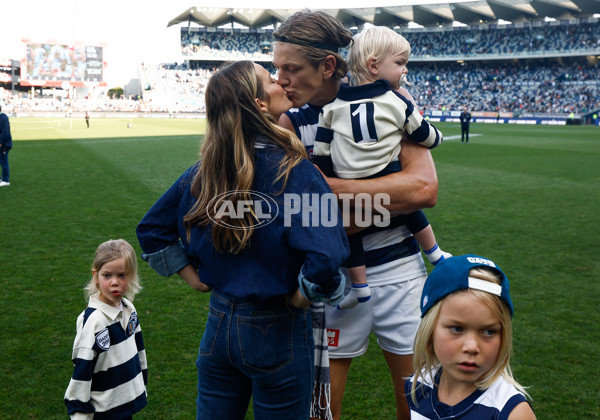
286, 103, 322, 157
65, 296, 148, 419
285, 102, 425, 286
313, 80, 442, 179
405, 368, 530, 420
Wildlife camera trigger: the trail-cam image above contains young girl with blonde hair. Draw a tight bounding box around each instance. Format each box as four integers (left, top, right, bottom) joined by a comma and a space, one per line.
65, 239, 147, 419
406, 254, 536, 419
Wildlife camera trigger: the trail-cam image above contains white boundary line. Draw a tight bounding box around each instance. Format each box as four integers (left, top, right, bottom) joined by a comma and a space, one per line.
444, 134, 482, 141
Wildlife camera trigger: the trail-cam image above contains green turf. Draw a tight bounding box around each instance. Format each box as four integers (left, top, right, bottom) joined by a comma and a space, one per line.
0, 119, 598, 419
13, 117, 205, 141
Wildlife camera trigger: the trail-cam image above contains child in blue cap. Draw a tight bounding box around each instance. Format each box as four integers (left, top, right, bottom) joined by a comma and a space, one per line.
406, 255, 536, 420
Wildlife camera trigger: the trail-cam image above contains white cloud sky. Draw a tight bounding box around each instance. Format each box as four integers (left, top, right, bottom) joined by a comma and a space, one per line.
2, 0, 466, 86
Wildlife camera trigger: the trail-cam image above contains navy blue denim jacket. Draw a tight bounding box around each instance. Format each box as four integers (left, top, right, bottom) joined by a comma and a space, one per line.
136, 138, 350, 303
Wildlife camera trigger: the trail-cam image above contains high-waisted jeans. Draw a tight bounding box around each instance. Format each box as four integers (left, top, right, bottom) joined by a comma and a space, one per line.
196, 289, 314, 420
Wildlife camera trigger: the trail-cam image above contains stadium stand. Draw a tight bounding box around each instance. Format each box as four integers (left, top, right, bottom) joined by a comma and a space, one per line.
134, 17, 600, 123
140, 63, 209, 112
407, 61, 599, 115
403, 20, 599, 59
2, 8, 598, 124
181, 28, 273, 61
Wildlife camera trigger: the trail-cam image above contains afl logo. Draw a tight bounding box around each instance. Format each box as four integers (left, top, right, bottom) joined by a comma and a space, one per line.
207, 190, 279, 230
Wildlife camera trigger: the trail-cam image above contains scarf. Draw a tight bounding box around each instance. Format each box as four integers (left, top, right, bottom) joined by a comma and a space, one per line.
310, 302, 332, 420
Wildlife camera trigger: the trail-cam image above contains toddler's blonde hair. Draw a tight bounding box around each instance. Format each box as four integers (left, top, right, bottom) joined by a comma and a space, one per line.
349, 26, 410, 86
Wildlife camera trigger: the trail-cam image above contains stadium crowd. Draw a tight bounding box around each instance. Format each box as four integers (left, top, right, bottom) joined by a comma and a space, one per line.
4, 96, 144, 113
179, 20, 599, 60
407, 61, 599, 114
139, 63, 210, 112
404, 20, 599, 57
4, 59, 597, 116
2, 19, 598, 116
181, 28, 272, 60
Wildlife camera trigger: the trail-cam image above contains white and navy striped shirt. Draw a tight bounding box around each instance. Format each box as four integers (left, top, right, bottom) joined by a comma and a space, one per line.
285, 101, 426, 285
313, 80, 442, 179
406, 367, 530, 420
65, 296, 147, 419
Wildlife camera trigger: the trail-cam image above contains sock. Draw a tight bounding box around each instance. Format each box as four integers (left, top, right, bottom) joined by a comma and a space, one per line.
425, 244, 452, 265
337, 283, 371, 310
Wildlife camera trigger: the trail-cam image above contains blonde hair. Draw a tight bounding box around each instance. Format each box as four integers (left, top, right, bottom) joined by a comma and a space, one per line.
85, 239, 141, 301
410, 267, 529, 404
349, 26, 411, 86
183, 61, 307, 254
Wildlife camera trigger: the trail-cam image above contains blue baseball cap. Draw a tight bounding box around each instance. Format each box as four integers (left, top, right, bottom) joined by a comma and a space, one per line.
420, 254, 514, 317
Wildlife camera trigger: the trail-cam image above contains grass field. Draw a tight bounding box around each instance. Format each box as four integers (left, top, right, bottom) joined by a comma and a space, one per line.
1, 118, 598, 419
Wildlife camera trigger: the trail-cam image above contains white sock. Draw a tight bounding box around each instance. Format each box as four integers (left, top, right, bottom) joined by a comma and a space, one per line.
425, 244, 452, 265
337, 283, 371, 310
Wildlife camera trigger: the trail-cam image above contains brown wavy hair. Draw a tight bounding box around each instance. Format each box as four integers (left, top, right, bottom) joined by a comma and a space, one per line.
183, 61, 306, 254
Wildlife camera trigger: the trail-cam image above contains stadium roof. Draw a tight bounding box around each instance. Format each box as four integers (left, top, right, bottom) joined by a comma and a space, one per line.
167, 0, 600, 29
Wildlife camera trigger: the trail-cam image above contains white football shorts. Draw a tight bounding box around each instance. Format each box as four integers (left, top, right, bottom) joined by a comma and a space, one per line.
325, 275, 426, 357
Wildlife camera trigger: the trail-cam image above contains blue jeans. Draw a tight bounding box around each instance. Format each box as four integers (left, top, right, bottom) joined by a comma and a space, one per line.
0, 147, 8, 182
196, 289, 314, 420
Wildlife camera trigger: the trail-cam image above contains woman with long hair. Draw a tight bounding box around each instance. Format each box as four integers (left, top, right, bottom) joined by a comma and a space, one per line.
137, 61, 349, 419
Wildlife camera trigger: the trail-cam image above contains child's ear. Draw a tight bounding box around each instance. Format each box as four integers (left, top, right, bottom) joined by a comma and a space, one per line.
92, 269, 100, 288
255, 97, 269, 113
367, 56, 379, 75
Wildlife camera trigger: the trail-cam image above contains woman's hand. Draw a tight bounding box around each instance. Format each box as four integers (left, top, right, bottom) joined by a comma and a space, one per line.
288, 288, 311, 309
178, 265, 212, 292
189, 279, 212, 292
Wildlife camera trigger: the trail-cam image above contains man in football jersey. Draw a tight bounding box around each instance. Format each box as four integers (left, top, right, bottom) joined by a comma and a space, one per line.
273, 10, 439, 420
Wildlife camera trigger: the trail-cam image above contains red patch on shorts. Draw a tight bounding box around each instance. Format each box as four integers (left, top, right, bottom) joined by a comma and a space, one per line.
327, 329, 339, 347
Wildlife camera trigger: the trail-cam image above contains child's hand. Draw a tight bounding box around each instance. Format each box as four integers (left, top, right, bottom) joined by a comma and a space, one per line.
431, 250, 453, 266
425, 244, 452, 266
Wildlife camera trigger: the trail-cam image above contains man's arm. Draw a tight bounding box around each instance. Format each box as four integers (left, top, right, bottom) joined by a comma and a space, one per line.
324, 85, 438, 213
278, 99, 438, 213
324, 140, 438, 213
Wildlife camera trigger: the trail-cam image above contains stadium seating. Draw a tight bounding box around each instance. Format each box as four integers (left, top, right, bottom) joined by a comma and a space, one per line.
168, 19, 600, 115
403, 21, 599, 58
407, 61, 599, 115
3, 18, 598, 117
